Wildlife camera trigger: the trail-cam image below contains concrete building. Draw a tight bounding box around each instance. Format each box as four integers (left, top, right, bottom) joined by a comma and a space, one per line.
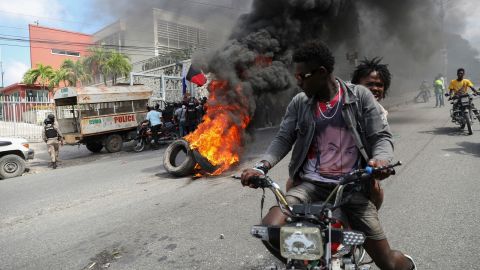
93, 8, 223, 72
29, 24, 93, 70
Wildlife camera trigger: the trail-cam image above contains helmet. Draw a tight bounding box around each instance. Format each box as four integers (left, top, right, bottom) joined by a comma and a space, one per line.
47, 114, 55, 120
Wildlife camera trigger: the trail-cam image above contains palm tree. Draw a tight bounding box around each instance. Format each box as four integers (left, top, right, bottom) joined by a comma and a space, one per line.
49, 68, 75, 88
61, 59, 91, 86
83, 47, 111, 85
22, 64, 55, 91
106, 51, 132, 85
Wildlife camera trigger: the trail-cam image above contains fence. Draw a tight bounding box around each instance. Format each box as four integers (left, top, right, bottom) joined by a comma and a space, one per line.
0, 96, 55, 142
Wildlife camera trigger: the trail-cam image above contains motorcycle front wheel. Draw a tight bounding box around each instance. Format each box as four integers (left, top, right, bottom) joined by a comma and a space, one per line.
465, 112, 473, 135
133, 139, 146, 152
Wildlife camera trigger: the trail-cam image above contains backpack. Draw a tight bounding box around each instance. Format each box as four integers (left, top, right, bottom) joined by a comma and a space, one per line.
45, 124, 58, 139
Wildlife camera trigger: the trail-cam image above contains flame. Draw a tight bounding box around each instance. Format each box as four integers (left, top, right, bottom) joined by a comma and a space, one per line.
185, 80, 251, 175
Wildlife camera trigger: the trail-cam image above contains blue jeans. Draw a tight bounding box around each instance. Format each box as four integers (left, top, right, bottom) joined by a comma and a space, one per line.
435, 92, 444, 107
179, 121, 186, 137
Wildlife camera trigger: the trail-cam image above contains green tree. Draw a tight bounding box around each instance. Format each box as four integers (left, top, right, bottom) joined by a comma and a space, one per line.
106, 51, 132, 85
22, 64, 55, 91
49, 68, 75, 88
83, 47, 112, 85
61, 59, 91, 86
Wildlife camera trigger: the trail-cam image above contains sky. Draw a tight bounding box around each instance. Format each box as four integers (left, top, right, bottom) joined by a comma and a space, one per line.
1, 0, 479, 87
0, 0, 115, 86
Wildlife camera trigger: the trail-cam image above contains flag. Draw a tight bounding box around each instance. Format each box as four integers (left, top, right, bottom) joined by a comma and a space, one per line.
186, 65, 207, 87
181, 63, 188, 95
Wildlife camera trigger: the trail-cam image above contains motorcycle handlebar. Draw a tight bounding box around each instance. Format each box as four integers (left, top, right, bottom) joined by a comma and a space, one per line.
233, 161, 402, 188
338, 161, 402, 185
232, 175, 270, 189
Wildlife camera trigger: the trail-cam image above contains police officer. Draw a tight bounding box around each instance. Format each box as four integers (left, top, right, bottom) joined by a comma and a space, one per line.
42, 114, 63, 169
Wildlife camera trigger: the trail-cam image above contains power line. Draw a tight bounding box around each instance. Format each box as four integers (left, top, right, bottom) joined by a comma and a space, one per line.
0, 1, 249, 27
0, 43, 157, 58
0, 35, 157, 52
0, 9, 103, 26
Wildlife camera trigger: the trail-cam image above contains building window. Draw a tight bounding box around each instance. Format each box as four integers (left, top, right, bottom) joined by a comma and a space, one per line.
26, 90, 49, 102
51, 49, 80, 57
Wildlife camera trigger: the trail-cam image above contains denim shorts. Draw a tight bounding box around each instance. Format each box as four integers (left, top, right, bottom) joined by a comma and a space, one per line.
286, 181, 386, 241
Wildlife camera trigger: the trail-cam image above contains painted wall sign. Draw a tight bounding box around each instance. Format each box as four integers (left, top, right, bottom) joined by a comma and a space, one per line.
81, 113, 140, 135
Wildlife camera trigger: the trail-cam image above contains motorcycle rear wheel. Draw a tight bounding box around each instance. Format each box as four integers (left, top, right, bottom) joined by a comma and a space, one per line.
133, 139, 146, 152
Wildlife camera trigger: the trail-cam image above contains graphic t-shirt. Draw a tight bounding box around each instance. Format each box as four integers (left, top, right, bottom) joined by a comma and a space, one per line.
300, 84, 361, 184
449, 79, 474, 95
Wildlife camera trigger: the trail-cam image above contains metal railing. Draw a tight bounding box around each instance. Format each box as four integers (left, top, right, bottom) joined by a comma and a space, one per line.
0, 96, 54, 142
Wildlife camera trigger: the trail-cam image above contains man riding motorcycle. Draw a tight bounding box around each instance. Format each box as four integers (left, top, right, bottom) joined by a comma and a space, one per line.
241, 40, 416, 270
448, 68, 480, 119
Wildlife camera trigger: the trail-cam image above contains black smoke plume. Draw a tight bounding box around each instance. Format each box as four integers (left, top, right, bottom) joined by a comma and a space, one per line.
197, 0, 446, 127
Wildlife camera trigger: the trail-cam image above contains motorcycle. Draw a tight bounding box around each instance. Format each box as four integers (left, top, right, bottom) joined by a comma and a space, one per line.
414, 89, 430, 103
235, 161, 402, 270
446, 93, 479, 135
133, 120, 179, 152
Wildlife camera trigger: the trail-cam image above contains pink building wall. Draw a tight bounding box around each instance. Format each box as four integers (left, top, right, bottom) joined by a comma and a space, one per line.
29, 24, 93, 70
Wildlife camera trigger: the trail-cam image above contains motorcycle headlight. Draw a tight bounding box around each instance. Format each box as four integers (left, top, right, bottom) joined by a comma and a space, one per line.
280, 225, 323, 260
342, 231, 365, 246
461, 97, 470, 103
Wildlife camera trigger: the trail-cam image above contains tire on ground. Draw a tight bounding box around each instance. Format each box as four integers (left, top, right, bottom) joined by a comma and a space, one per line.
0, 154, 26, 179
105, 134, 123, 153
193, 149, 218, 173
86, 142, 103, 153
163, 139, 196, 177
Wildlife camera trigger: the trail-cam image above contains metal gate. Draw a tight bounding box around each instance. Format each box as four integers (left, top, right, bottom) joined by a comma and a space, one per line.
0, 96, 54, 142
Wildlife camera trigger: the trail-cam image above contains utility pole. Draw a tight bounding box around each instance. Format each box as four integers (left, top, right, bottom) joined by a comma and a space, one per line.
0, 47, 4, 88
438, 0, 450, 84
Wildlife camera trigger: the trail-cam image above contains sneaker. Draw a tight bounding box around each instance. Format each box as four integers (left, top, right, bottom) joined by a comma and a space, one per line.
404, 254, 417, 270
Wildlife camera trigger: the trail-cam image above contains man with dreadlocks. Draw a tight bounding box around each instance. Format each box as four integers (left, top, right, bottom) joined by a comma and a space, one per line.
352, 57, 391, 118
241, 40, 416, 270
351, 57, 392, 210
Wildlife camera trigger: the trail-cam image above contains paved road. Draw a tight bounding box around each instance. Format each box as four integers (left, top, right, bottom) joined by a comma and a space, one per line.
1, 101, 479, 270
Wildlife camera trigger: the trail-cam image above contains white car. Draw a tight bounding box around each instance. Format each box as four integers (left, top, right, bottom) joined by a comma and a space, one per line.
0, 137, 34, 179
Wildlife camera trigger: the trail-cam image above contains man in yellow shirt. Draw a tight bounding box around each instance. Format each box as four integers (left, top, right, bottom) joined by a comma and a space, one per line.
448, 68, 480, 122
448, 68, 479, 96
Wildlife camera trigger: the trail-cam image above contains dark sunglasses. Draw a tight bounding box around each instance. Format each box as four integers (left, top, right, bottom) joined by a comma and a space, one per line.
295, 69, 319, 81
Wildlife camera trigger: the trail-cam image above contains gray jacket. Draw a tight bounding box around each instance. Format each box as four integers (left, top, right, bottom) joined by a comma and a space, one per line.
261, 79, 394, 179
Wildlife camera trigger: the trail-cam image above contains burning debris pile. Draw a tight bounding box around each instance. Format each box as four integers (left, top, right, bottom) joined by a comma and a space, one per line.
164, 0, 446, 177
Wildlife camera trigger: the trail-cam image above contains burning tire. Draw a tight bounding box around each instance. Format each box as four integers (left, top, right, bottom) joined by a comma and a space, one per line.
192, 149, 218, 173
163, 139, 197, 177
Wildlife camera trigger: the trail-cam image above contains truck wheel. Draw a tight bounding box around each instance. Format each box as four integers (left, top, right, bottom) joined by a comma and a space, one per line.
105, 134, 123, 153
163, 139, 196, 177
0, 154, 26, 179
86, 142, 103, 153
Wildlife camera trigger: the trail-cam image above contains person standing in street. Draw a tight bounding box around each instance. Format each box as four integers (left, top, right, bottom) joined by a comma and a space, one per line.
433, 74, 445, 107
145, 106, 162, 148
42, 114, 63, 169
174, 104, 187, 137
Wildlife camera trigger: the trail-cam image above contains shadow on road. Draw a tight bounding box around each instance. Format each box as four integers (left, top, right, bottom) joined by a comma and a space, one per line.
418, 127, 467, 136
443, 142, 480, 158
388, 115, 429, 125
